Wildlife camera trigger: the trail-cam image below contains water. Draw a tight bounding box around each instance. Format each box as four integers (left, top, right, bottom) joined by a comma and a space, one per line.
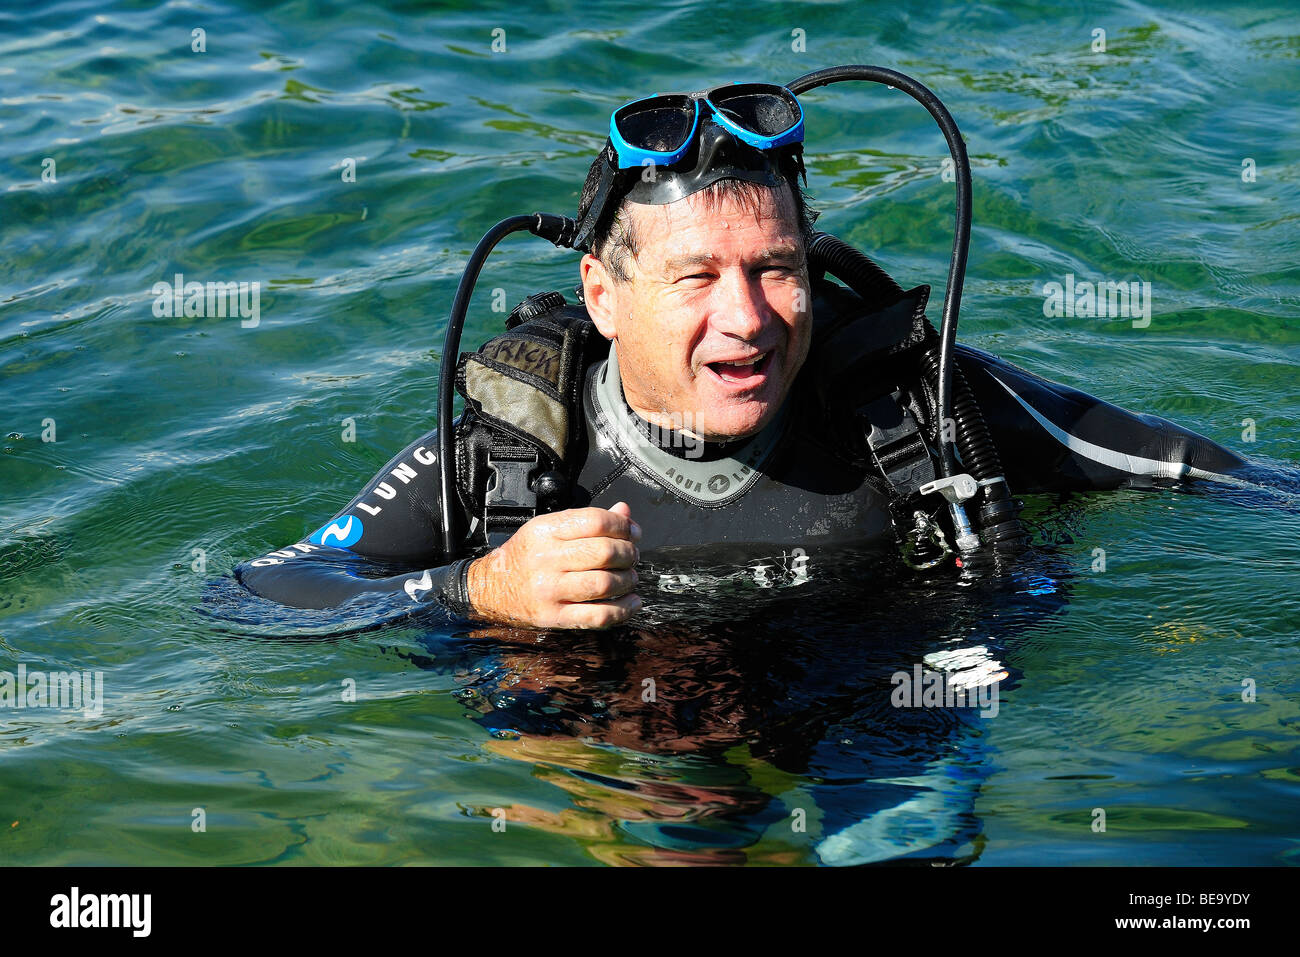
2, 0, 1298, 865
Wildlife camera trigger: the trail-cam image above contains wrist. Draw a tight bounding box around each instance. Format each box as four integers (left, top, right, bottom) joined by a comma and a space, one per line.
432, 557, 476, 620
464, 553, 494, 622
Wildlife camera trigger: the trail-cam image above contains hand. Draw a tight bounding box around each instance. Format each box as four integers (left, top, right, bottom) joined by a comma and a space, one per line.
466, 501, 643, 630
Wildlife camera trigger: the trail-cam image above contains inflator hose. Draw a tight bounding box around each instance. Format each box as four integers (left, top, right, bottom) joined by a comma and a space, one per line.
806, 231, 905, 306
788, 65, 969, 483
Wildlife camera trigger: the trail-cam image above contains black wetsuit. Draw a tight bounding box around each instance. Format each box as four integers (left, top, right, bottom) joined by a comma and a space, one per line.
234, 282, 1247, 615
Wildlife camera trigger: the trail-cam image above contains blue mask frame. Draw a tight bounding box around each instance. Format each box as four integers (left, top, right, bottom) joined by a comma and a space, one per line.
608, 82, 805, 170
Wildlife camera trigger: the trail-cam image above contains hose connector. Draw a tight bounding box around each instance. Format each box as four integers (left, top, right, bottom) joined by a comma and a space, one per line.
919, 473, 982, 554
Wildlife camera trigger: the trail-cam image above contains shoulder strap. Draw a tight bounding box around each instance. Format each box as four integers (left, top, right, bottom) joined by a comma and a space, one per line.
802, 276, 955, 565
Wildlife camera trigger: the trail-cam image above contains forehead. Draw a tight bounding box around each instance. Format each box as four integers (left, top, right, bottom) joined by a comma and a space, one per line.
625, 184, 802, 260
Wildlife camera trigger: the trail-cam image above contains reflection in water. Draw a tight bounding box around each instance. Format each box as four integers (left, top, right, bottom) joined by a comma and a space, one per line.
408, 544, 1073, 865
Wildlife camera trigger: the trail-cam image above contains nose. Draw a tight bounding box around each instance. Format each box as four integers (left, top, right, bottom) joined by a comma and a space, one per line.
710, 268, 769, 341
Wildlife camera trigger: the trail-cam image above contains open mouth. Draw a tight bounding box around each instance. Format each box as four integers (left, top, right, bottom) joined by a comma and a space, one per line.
703, 350, 774, 386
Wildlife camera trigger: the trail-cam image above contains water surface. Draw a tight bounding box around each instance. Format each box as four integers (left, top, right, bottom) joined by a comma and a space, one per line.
2, 0, 1298, 865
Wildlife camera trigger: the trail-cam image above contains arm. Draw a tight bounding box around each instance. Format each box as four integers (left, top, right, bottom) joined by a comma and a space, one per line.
957, 345, 1248, 494
234, 426, 644, 628
234, 427, 474, 614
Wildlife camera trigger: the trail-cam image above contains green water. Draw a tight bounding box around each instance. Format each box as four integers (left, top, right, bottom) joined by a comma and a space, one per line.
2, 0, 1298, 865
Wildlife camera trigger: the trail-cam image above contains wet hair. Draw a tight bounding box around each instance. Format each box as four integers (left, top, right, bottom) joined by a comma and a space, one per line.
577, 152, 818, 283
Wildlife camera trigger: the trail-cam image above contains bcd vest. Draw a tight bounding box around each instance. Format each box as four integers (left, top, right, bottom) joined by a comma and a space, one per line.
453, 276, 940, 552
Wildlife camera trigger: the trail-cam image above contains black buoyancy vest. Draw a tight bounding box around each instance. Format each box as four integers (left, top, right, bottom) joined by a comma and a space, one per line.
453, 276, 939, 549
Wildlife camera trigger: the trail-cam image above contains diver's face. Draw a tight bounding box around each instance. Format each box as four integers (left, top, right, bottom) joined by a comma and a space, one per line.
581, 184, 812, 441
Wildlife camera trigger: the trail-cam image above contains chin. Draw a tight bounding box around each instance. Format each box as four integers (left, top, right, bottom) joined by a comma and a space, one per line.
690, 350, 795, 440
700, 400, 776, 442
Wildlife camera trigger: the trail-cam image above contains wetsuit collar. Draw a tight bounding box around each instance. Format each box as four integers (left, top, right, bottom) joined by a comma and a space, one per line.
591, 346, 789, 506
618, 392, 752, 462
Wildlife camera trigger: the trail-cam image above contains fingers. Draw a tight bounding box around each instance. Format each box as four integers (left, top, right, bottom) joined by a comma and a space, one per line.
554, 592, 644, 630
546, 504, 641, 543
558, 536, 638, 573
557, 568, 638, 602
483, 502, 646, 632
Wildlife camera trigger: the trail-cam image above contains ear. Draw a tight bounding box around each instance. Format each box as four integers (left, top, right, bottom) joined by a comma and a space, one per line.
580, 254, 619, 341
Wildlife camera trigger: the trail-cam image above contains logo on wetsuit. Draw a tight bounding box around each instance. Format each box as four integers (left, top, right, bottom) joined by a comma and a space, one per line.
404, 570, 433, 601
309, 514, 365, 549
662, 463, 751, 496
251, 446, 439, 568
352, 445, 437, 519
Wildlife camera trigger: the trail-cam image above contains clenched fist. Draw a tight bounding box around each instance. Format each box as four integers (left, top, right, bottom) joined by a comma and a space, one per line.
465, 501, 643, 629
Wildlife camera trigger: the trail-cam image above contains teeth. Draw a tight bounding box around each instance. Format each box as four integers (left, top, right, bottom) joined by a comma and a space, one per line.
715, 353, 765, 367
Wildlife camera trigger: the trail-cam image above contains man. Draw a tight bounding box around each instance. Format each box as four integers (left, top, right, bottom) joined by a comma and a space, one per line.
234, 82, 1247, 628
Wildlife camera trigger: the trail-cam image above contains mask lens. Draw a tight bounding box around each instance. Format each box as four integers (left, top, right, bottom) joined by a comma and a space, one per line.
709, 84, 801, 137
614, 97, 696, 154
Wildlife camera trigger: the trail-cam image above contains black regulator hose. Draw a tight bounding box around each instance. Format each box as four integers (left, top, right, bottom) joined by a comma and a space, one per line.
789, 65, 970, 482
790, 66, 1026, 553
806, 231, 904, 305
436, 213, 578, 559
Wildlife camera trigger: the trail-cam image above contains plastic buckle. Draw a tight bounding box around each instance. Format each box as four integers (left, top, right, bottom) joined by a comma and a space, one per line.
483, 451, 538, 548
485, 451, 538, 513
860, 394, 936, 497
